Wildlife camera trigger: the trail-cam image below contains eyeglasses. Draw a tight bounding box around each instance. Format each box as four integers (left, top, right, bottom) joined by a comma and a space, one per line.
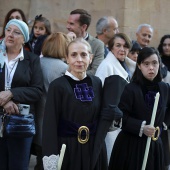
5, 28, 23, 37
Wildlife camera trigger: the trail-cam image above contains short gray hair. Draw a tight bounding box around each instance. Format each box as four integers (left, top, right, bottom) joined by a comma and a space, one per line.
96, 16, 110, 35
136, 24, 153, 33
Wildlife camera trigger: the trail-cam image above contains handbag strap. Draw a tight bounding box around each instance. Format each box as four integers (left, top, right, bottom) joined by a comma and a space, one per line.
0, 111, 4, 116
0, 114, 6, 137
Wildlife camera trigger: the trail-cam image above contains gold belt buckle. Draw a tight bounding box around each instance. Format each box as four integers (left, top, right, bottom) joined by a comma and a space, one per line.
152, 126, 160, 141
78, 126, 89, 144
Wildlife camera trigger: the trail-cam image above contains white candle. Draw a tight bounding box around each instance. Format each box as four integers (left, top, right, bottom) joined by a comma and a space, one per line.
58, 144, 66, 170
141, 92, 160, 170
150, 92, 160, 126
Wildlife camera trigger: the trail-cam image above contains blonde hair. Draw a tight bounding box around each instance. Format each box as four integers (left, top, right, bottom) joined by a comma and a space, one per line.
42, 32, 71, 59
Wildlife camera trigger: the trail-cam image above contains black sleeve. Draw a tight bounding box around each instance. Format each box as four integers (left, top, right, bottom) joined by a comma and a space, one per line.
160, 65, 168, 78
34, 35, 48, 56
119, 85, 143, 135
42, 80, 62, 156
92, 75, 127, 168
102, 75, 128, 107
164, 83, 170, 128
10, 53, 43, 104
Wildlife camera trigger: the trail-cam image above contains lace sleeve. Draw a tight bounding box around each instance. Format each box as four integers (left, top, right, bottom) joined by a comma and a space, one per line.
163, 122, 168, 130
109, 119, 122, 131
43, 154, 59, 170
139, 121, 146, 137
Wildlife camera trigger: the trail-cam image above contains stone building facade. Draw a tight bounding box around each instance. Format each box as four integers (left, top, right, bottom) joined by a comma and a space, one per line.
0, 0, 170, 48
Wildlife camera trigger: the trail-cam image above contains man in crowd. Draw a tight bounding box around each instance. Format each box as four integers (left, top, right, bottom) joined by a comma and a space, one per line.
67, 9, 104, 75
96, 16, 119, 57
136, 23, 153, 48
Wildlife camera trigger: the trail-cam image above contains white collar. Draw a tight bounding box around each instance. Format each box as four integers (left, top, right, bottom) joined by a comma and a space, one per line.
106, 51, 129, 81
5, 47, 24, 62
65, 70, 87, 81
84, 33, 89, 40
16, 47, 24, 61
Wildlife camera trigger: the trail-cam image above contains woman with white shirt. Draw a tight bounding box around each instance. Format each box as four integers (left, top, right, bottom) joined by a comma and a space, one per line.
0, 19, 43, 170
95, 33, 136, 163
95, 33, 136, 85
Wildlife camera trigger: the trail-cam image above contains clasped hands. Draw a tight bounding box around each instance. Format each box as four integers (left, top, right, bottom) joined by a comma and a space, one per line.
0, 90, 19, 114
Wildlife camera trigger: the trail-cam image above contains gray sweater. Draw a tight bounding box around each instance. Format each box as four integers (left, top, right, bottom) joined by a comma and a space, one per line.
40, 57, 68, 93
34, 57, 68, 146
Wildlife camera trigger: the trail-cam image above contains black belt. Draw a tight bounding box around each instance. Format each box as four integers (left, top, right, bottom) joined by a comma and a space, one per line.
58, 119, 97, 144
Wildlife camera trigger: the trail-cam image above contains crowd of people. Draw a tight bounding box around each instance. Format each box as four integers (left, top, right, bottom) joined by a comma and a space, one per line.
0, 7, 170, 170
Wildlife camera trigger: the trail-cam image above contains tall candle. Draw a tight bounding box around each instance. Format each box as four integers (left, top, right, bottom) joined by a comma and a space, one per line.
150, 92, 160, 126
141, 92, 160, 170
58, 144, 66, 170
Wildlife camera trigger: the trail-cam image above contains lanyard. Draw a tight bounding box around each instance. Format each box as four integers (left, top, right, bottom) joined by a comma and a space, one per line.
5, 60, 18, 90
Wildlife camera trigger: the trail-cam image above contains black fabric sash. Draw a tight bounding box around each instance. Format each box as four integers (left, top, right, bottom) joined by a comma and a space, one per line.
58, 119, 97, 137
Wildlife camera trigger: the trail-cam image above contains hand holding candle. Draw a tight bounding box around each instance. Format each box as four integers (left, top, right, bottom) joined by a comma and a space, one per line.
141, 92, 160, 170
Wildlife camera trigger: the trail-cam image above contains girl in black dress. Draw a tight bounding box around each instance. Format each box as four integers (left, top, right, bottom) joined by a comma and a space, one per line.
109, 47, 170, 170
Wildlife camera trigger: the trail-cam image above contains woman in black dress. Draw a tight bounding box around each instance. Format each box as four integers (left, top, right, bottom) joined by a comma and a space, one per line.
42, 38, 122, 170
158, 34, 170, 169
158, 34, 170, 71
157, 35, 170, 84
109, 47, 170, 170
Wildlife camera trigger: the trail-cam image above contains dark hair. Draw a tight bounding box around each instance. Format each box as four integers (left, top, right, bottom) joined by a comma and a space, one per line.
0, 8, 27, 38
130, 40, 141, 52
158, 34, 170, 56
70, 9, 91, 30
30, 15, 51, 41
108, 33, 132, 51
132, 47, 162, 84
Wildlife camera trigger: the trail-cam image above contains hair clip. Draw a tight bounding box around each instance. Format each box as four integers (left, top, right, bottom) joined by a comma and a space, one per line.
35, 14, 42, 20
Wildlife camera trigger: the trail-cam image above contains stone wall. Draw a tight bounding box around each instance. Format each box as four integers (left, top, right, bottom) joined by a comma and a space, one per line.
0, 0, 170, 47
